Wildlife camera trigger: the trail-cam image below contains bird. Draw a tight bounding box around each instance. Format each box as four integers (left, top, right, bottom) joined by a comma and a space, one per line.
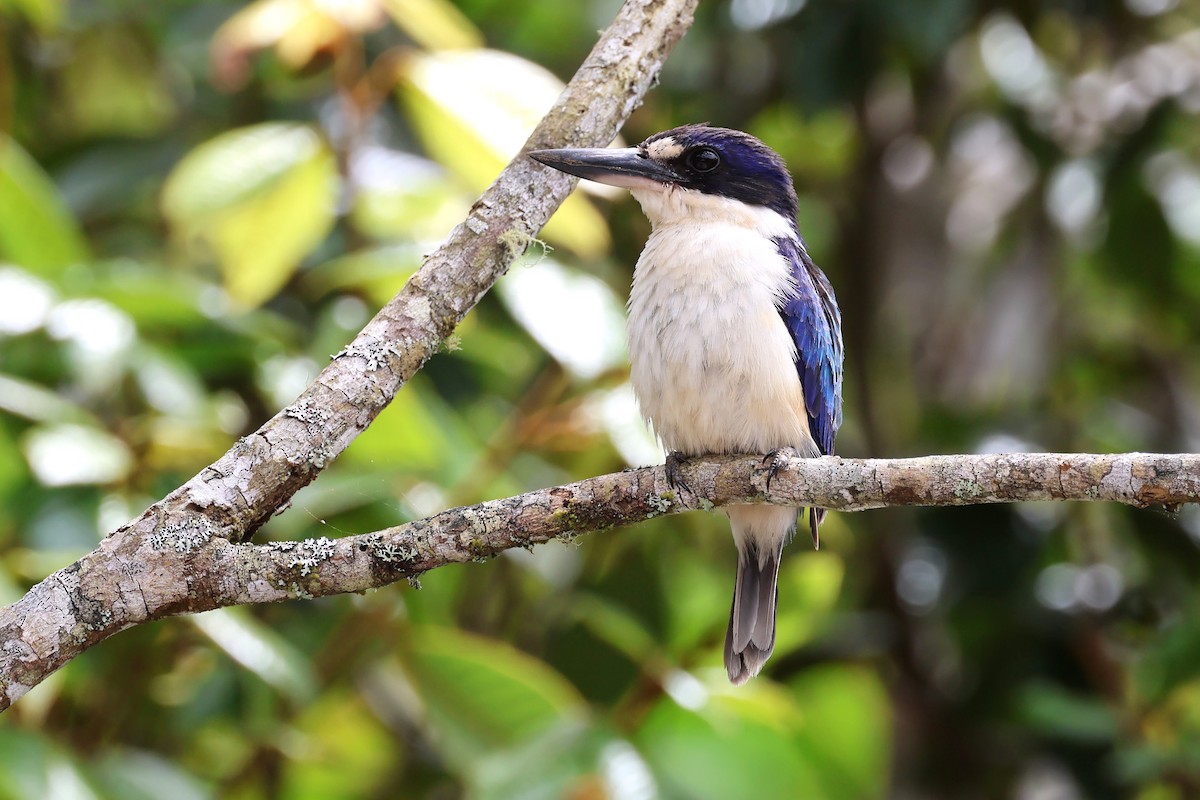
529, 124, 844, 685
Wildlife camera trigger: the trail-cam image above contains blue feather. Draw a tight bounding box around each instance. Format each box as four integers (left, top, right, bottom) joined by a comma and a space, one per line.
774, 237, 843, 457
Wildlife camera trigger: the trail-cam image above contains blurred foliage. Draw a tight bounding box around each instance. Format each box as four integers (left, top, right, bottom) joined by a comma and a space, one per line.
3, 0, 1200, 797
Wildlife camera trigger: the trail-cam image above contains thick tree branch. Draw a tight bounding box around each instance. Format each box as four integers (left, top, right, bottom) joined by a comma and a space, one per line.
146, 452, 1200, 609
0, 0, 699, 712
6, 451, 1197, 712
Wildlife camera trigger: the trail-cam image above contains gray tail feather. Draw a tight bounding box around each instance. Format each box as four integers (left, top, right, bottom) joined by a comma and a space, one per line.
724, 542, 783, 685
809, 507, 825, 550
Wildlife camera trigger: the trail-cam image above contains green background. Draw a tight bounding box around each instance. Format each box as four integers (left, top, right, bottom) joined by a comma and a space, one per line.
3, 0, 1200, 797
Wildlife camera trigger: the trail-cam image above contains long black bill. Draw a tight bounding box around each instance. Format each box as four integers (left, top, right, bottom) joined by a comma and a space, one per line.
528, 147, 679, 188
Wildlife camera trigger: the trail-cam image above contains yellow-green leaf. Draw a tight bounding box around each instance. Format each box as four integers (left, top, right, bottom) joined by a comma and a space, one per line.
0, 0, 64, 31
401, 625, 587, 767
340, 374, 467, 473
379, 0, 483, 50
211, 0, 386, 87
191, 608, 317, 702
398, 49, 611, 258
52, 25, 177, 140
789, 666, 893, 799
283, 690, 395, 800
636, 684, 821, 799
162, 123, 338, 308
301, 244, 424, 305
774, 550, 845, 655
0, 134, 90, 274
348, 152, 468, 243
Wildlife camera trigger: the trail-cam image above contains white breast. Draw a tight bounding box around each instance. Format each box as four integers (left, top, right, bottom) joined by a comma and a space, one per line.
625, 187, 817, 457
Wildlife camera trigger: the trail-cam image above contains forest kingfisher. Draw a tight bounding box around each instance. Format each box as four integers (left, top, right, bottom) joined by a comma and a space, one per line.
530, 125, 844, 685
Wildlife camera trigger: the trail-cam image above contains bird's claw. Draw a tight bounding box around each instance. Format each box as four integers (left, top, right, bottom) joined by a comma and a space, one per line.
665, 451, 693, 496
762, 446, 802, 492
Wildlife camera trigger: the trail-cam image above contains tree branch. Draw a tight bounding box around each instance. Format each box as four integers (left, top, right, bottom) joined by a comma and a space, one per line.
136, 452, 1200, 609
6, 450, 1197, 711
0, 0, 699, 712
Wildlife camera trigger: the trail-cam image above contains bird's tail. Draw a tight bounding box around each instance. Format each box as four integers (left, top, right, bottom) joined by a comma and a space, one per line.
723, 506, 794, 685
809, 507, 825, 549
724, 543, 782, 684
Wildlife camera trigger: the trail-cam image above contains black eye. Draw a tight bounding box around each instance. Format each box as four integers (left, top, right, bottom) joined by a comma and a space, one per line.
686, 147, 720, 173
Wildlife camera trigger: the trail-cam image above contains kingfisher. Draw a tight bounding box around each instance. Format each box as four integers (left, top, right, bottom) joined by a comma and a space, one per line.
529, 125, 844, 685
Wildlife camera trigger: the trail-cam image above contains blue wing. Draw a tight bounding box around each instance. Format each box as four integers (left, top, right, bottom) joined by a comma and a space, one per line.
775, 237, 843, 457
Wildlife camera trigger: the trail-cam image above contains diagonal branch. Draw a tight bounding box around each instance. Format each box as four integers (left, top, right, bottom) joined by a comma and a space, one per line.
0, 0, 699, 712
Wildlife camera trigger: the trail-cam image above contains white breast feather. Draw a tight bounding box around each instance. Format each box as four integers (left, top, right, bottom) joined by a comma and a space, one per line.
625, 186, 818, 458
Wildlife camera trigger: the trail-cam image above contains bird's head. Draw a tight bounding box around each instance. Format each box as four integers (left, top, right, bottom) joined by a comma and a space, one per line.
529, 124, 798, 232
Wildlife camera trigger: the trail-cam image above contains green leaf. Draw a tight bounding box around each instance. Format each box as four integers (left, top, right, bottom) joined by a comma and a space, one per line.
661, 547, 728, 655
92, 749, 212, 800
749, 106, 858, 182
190, 608, 317, 703
0, 726, 52, 800
0, 0, 63, 31
0, 728, 101, 800
789, 666, 893, 799
398, 49, 611, 257
51, 25, 177, 140
1132, 602, 1200, 706
638, 668, 892, 800
379, 0, 483, 50
572, 593, 659, 663
774, 550, 845, 655
0, 551, 24, 606
300, 244, 424, 305
340, 374, 475, 476
349, 156, 469, 244
88, 261, 212, 330
162, 123, 337, 308
473, 723, 654, 800
0, 134, 90, 275
259, 469, 404, 540
0, 373, 96, 426
400, 625, 587, 768
282, 690, 394, 800
636, 685, 821, 799
1017, 681, 1120, 742
497, 258, 627, 381
21, 423, 133, 487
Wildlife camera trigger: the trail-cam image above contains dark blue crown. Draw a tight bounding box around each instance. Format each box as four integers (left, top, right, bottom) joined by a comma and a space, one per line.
641, 124, 799, 225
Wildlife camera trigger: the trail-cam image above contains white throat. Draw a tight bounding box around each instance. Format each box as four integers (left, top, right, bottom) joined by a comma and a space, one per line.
628, 185, 796, 239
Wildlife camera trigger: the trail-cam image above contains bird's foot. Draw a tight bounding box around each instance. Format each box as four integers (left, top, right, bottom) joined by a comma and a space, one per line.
762, 446, 803, 492
665, 451, 693, 496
